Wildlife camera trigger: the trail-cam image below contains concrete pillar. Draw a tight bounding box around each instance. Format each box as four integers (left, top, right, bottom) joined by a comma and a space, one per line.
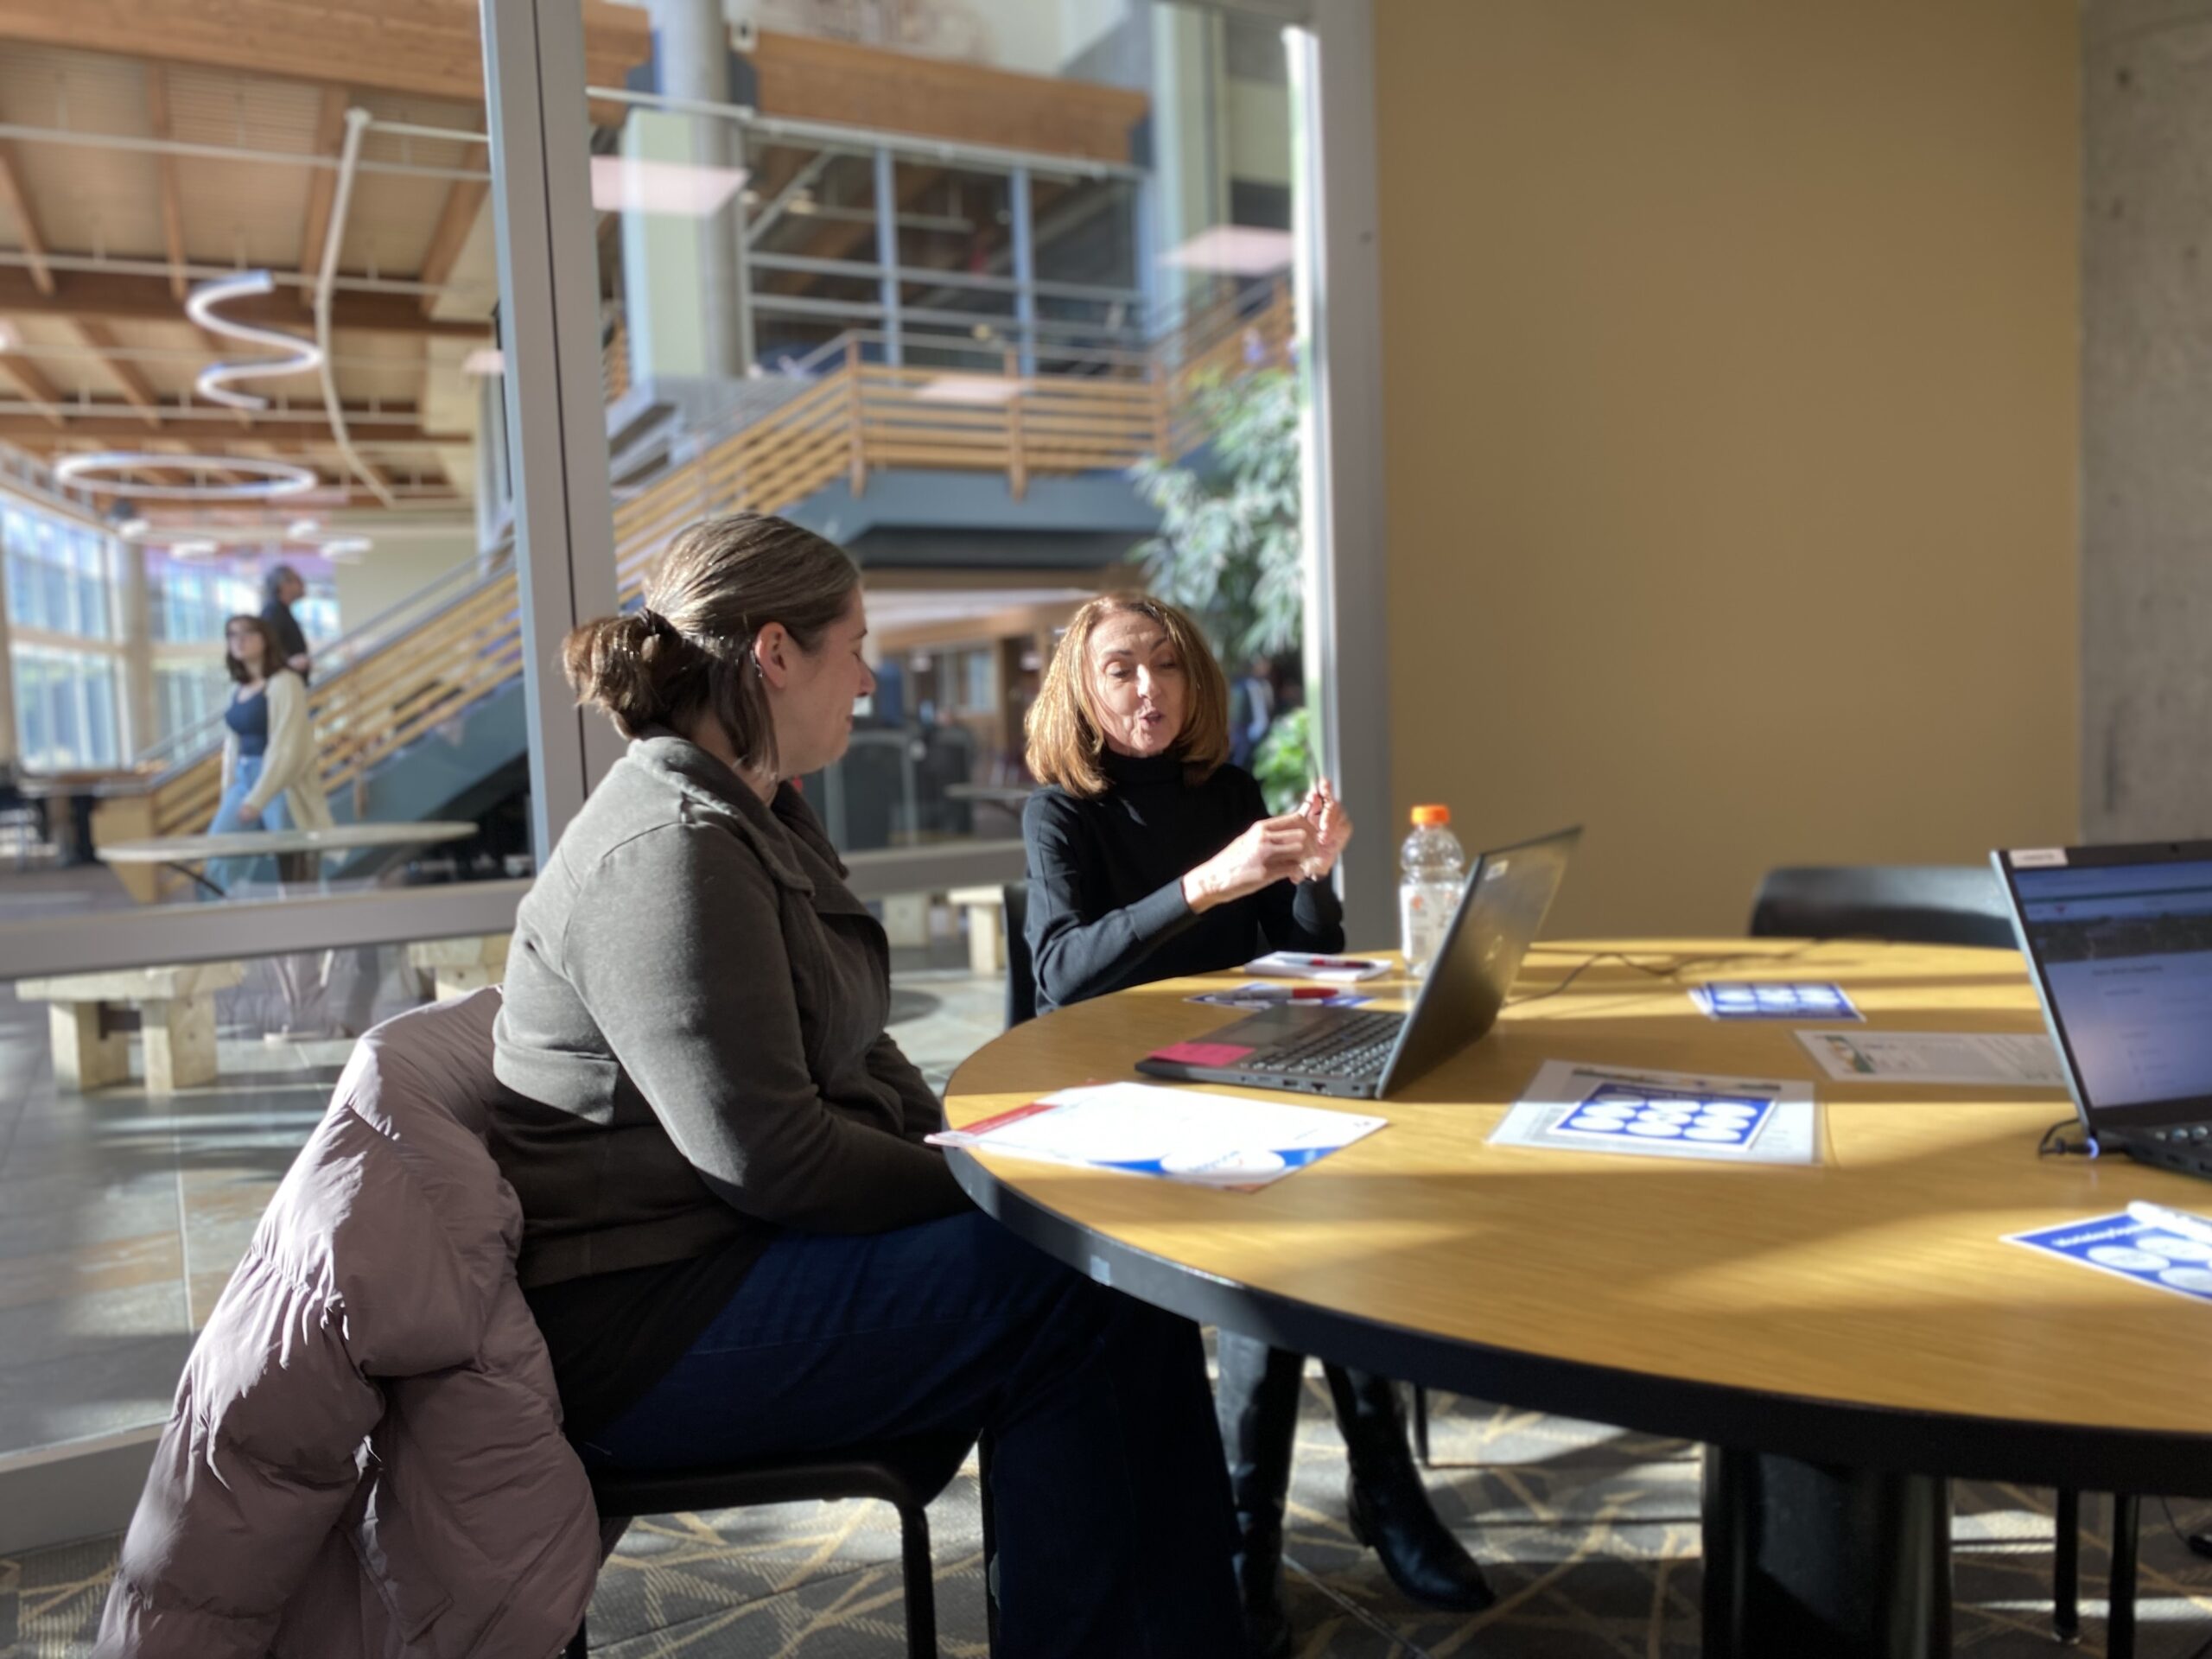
1148, 4, 1229, 317
116, 540, 155, 757
626, 0, 752, 382
2082, 0, 2212, 839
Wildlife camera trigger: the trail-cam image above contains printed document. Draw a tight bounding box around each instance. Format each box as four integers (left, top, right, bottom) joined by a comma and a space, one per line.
929, 1081, 1384, 1189
1796, 1030, 2065, 1088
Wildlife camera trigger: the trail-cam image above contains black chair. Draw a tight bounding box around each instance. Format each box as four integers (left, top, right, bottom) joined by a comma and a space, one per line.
1003, 881, 1035, 1028
564, 1431, 976, 1659
1746, 864, 2015, 949
1746, 863, 2135, 1653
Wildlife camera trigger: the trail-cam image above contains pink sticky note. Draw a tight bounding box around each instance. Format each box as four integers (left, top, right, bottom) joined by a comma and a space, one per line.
1150, 1041, 1256, 1067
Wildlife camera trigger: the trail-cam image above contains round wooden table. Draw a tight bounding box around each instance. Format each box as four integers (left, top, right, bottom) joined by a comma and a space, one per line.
943, 938, 2212, 1658
99, 820, 477, 897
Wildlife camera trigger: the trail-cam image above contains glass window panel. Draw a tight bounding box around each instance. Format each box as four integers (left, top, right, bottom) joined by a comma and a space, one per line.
894, 164, 1013, 279
83, 662, 119, 767
747, 145, 878, 260
15, 650, 47, 766
1032, 175, 1140, 292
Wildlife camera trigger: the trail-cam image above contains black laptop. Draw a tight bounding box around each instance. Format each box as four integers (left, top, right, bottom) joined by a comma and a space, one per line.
1993, 840, 2212, 1175
1136, 826, 1580, 1100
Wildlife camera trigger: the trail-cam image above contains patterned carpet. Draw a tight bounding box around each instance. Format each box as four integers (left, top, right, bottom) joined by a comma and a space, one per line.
8, 1376, 2212, 1657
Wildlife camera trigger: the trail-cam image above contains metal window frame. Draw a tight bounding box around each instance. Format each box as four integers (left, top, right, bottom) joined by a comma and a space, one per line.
483, 0, 624, 855
1292, 1, 1392, 931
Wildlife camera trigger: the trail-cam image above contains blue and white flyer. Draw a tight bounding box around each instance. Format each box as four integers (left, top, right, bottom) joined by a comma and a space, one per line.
928, 1082, 1384, 1189
2006, 1213, 2212, 1307
1489, 1060, 1821, 1166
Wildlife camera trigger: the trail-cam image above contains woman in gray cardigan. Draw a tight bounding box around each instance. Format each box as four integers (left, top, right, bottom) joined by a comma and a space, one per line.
488, 512, 1241, 1658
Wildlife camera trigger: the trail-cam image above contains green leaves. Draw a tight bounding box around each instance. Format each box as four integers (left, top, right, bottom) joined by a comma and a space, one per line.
1253, 704, 1317, 816
1131, 367, 1305, 664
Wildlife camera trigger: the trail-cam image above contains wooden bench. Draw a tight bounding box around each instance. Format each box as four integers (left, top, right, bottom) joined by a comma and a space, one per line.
16, 962, 246, 1093
948, 885, 1008, 976
407, 933, 512, 1001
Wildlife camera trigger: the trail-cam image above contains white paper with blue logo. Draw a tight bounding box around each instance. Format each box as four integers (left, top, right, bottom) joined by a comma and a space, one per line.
1693, 981, 1862, 1021
927, 1082, 1384, 1189
1489, 1060, 1821, 1165
2005, 1213, 2212, 1306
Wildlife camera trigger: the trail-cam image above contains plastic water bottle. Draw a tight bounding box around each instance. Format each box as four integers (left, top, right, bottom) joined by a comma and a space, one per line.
1399, 805, 1466, 978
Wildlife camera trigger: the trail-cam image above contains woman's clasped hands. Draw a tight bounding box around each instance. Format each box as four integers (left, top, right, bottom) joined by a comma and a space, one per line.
1181, 776, 1355, 912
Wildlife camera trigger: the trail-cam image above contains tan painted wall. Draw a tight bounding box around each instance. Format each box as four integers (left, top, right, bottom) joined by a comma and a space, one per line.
328, 527, 480, 635
1375, 0, 2081, 939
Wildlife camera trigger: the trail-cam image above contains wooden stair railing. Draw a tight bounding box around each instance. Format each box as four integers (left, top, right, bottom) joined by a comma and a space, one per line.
99, 283, 1296, 899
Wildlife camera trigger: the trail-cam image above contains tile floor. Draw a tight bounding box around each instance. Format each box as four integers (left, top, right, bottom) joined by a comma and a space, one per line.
0, 931, 1003, 1465
9, 908, 2212, 1655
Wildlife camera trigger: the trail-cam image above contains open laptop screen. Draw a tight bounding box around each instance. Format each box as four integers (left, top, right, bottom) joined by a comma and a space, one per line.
2007, 855, 2212, 1126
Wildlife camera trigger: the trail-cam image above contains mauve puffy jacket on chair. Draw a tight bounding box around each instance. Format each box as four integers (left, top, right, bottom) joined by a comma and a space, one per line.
93, 988, 601, 1659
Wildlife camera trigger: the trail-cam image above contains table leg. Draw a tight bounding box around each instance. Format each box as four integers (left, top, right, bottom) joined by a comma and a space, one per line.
168, 861, 228, 900
265, 855, 338, 1040
67, 793, 97, 868
2053, 1487, 2080, 1643
2108, 1492, 2139, 1659
1701, 1446, 1950, 1659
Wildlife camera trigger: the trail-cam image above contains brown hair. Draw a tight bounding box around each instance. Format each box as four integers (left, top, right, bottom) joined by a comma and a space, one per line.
1024, 592, 1229, 798
563, 512, 859, 776
223, 614, 285, 684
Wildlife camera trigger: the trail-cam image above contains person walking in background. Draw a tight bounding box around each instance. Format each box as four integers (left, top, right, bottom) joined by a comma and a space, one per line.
206, 614, 331, 896
259, 564, 313, 681
1229, 653, 1274, 771
1021, 594, 1491, 1658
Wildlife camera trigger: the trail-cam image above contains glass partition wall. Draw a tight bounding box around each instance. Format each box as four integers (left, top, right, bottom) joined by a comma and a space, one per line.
0, 0, 1370, 1578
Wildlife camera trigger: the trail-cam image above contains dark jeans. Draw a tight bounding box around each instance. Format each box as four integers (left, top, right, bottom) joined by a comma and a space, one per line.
585, 1210, 1243, 1659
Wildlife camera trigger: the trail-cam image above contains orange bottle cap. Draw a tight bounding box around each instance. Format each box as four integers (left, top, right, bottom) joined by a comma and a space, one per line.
1411, 804, 1451, 826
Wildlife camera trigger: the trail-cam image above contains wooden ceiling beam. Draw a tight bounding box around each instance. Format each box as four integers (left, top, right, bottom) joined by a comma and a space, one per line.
0, 143, 54, 296
6, 406, 459, 443
297, 86, 352, 301
143, 67, 189, 302
71, 320, 162, 427
0, 0, 652, 122
0, 354, 65, 426
416, 177, 488, 319
0, 267, 491, 337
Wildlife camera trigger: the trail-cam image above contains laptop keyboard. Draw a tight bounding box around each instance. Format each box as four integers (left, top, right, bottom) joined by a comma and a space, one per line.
1249, 1010, 1406, 1077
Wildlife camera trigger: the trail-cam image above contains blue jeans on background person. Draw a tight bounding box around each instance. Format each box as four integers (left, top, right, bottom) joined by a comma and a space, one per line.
583, 1209, 1245, 1659
204, 752, 292, 898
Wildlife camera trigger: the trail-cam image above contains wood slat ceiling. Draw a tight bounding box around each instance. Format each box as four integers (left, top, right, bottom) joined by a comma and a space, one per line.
0, 1, 650, 509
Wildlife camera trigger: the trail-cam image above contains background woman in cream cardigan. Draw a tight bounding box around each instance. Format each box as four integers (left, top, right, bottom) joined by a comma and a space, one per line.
207, 613, 331, 895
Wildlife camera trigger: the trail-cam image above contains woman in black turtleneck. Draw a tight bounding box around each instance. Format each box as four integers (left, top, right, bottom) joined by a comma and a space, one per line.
1020, 594, 1492, 1659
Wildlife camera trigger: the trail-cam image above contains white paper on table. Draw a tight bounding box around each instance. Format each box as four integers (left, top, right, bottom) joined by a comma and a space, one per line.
1241, 950, 1391, 982
1794, 1029, 2067, 1089
928, 1081, 1385, 1189
1490, 1059, 1821, 1166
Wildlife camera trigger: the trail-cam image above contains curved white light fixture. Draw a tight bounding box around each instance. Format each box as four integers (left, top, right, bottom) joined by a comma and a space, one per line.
55, 452, 318, 501
169, 537, 219, 559
186, 270, 325, 411
320, 537, 373, 562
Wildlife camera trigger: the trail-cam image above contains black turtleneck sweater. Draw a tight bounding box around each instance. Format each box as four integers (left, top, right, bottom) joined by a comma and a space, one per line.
1021, 751, 1346, 1015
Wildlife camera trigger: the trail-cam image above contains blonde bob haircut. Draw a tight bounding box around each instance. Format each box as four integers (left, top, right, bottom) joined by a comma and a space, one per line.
1025, 592, 1230, 798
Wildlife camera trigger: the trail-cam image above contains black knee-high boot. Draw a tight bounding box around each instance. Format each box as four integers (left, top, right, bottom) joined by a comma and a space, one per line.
1325, 1364, 1495, 1611
1216, 1333, 1305, 1659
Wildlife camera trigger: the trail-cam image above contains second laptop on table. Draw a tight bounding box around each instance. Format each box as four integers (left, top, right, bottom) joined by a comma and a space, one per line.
1137, 826, 1582, 1101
